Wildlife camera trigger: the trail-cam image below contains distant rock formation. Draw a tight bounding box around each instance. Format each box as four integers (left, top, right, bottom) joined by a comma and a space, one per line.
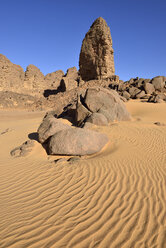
79, 17, 115, 81
24, 64, 46, 95
0, 54, 24, 93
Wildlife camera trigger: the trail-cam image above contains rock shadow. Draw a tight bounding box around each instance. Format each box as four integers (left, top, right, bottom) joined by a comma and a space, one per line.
28, 132, 39, 142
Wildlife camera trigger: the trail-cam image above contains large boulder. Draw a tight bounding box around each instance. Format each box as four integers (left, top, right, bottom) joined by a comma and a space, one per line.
37, 114, 71, 144
79, 17, 115, 81
144, 82, 155, 94
83, 87, 131, 122
151, 76, 165, 91
48, 128, 108, 155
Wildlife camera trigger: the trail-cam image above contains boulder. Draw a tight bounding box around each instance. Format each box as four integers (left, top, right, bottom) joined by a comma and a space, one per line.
122, 91, 131, 100
60, 78, 78, 92
129, 87, 141, 98
86, 112, 108, 126
136, 90, 146, 99
75, 101, 91, 126
151, 76, 165, 91
79, 17, 115, 81
48, 128, 108, 155
148, 93, 166, 103
84, 87, 131, 121
37, 114, 71, 144
144, 82, 155, 94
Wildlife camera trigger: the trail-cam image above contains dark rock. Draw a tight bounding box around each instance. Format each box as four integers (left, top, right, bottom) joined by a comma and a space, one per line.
48, 128, 109, 156
154, 122, 166, 126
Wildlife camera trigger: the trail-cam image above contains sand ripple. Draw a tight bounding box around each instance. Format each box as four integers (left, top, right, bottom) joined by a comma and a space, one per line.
0, 105, 166, 247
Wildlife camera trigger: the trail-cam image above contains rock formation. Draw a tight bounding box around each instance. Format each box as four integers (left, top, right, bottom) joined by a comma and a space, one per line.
45, 70, 64, 89
0, 54, 24, 93
79, 17, 115, 81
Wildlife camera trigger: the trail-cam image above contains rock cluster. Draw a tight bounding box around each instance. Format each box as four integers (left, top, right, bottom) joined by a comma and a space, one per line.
109, 76, 166, 103
79, 17, 115, 81
75, 87, 131, 126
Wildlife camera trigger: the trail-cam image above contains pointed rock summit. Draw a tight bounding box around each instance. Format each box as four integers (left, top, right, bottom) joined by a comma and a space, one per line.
79, 17, 115, 81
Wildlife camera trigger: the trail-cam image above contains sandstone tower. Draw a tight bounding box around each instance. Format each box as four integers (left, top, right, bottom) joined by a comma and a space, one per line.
79, 17, 115, 81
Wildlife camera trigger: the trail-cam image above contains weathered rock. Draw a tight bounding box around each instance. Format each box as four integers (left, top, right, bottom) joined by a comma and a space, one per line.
151, 76, 165, 91
45, 70, 64, 88
84, 87, 131, 121
129, 87, 141, 98
48, 128, 108, 155
24, 64, 46, 95
136, 90, 146, 99
0, 54, 24, 93
37, 114, 71, 144
10, 140, 35, 157
148, 93, 166, 103
122, 91, 131, 100
144, 82, 155, 94
86, 112, 108, 126
60, 78, 78, 92
75, 101, 91, 126
65, 67, 78, 81
79, 17, 115, 81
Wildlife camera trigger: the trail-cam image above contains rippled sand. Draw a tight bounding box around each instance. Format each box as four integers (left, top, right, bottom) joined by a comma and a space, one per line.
0, 101, 166, 248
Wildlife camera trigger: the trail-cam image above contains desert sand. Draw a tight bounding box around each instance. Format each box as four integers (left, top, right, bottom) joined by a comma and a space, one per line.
0, 101, 166, 248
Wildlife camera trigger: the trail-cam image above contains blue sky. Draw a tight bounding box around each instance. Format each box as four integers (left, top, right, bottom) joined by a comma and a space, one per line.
1, 0, 165, 81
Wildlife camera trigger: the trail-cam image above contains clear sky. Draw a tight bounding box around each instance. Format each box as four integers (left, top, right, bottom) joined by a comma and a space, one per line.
1, 0, 165, 81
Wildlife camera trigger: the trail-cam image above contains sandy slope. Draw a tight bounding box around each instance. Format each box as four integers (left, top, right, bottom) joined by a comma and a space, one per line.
0, 101, 166, 248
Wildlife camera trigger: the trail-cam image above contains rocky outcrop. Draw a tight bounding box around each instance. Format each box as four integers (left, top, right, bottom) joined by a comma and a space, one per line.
0, 54, 24, 93
109, 76, 166, 102
45, 70, 64, 89
24, 64, 46, 96
48, 128, 108, 156
79, 17, 115, 81
65, 67, 78, 81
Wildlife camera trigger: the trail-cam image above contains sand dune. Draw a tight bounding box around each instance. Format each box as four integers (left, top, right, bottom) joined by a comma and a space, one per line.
0, 101, 166, 248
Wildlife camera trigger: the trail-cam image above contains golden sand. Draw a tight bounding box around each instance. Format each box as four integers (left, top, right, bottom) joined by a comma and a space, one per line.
0, 101, 166, 248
